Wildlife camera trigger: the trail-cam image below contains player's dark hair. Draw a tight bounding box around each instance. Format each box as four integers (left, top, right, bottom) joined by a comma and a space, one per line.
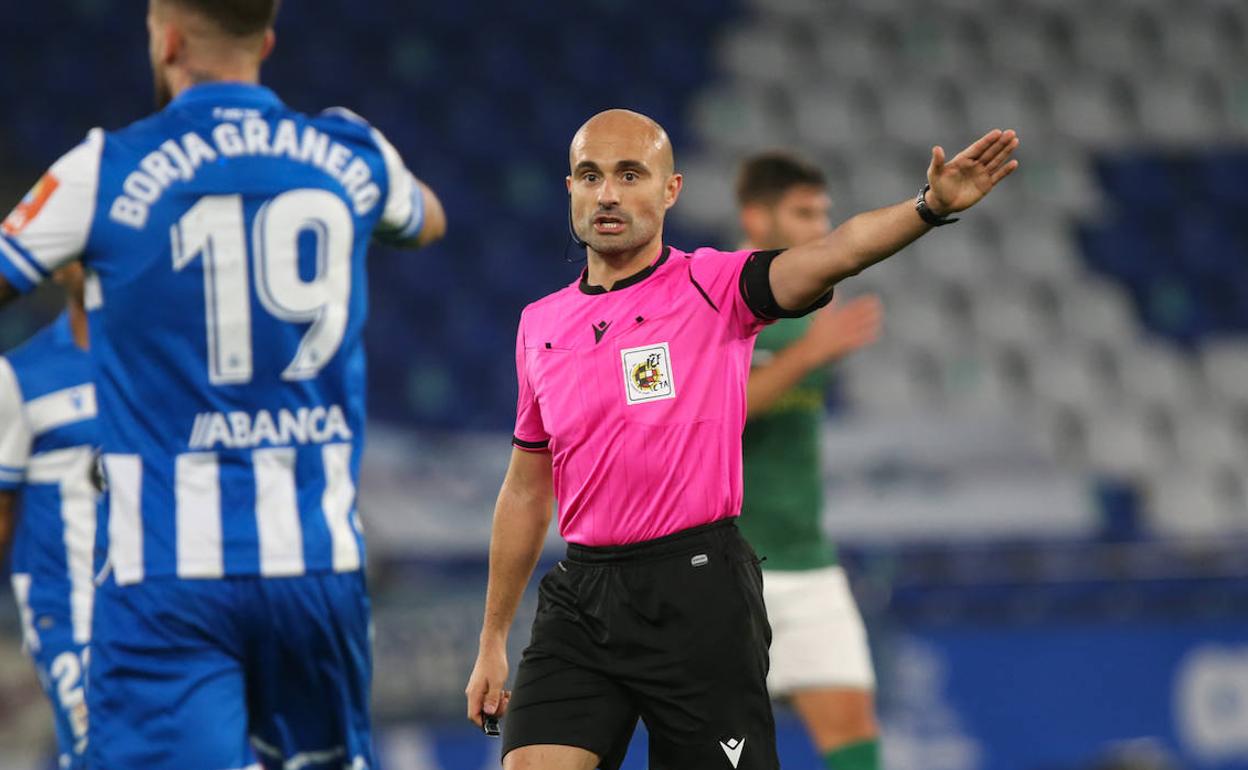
735, 152, 827, 207
159, 0, 281, 37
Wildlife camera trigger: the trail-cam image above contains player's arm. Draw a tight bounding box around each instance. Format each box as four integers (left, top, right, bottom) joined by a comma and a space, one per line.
769, 130, 1019, 311
466, 447, 554, 727
0, 130, 103, 309
0, 357, 30, 564
369, 127, 447, 249
746, 296, 881, 419
0, 492, 17, 566
0, 277, 18, 309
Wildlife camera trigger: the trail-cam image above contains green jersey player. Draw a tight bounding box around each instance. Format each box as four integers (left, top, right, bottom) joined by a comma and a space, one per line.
736, 153, 883, 770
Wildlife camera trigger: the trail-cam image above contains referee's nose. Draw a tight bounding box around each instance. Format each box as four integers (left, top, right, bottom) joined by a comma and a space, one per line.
597, 177, 621, 208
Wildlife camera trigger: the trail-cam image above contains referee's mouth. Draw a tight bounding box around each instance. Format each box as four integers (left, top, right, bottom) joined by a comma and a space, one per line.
593, 214, 629, 235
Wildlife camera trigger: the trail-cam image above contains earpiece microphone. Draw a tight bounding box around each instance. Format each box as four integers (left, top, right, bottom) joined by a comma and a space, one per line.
567, 194, 587, 250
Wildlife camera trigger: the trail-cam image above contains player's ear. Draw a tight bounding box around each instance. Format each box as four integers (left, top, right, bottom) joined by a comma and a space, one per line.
565, 175, 573, 194
260, 29, 276, 61
159, 20, 184, 66
663, 173, 683, 210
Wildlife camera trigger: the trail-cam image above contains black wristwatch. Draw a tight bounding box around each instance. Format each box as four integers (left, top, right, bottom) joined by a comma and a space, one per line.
915, 183, 959, 227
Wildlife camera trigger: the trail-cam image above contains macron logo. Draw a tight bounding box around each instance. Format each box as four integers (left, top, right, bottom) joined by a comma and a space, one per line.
719, 737, 745, 768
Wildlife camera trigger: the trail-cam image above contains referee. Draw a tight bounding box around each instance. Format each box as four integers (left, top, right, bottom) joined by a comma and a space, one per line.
465, 109, 1019, 770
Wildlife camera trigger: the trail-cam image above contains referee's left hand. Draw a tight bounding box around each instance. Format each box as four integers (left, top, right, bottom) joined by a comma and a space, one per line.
466, 645, 511, 728
926, 129, 1020, 216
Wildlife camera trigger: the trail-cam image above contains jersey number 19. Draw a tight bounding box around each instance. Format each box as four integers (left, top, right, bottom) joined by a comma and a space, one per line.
171, 189, 353, 385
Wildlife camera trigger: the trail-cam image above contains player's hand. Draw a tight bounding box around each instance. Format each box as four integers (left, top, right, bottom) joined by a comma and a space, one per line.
926, 129, 1020, 216
795, 295, 883, 367
465, 644, 511, 728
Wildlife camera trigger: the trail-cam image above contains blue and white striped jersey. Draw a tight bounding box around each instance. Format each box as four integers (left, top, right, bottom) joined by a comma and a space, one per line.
0, 83, 429, 585
0, 314, 98, 647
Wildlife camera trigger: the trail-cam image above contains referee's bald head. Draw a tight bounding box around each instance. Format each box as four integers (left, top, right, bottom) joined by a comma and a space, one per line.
569, 110, 675, 177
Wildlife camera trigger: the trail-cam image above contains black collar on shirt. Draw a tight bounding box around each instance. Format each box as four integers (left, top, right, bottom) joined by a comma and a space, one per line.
579, 246, 671, 295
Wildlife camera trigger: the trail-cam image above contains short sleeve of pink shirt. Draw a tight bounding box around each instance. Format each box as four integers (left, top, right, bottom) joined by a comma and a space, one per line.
512, 315, 550, 451
686, 247, 771, 339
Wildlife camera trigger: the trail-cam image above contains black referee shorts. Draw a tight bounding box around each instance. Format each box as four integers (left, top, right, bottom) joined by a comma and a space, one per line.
502, 519, 778, 770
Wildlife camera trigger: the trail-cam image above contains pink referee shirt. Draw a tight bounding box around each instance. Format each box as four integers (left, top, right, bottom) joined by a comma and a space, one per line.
513, 245, 771, 546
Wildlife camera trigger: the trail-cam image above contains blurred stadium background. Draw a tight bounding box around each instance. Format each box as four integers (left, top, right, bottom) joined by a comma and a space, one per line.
2, 0, 1247, 768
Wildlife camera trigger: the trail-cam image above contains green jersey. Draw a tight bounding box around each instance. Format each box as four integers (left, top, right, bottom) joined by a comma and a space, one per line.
739, 316, 837, 571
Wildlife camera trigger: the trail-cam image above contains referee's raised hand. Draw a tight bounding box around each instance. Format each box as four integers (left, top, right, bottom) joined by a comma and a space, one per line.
466, 644, 511, 728
924, 128, 1020, 216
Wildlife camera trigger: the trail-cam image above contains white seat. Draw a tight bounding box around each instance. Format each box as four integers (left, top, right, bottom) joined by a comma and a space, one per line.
743, 0, 825, 22
688, 86, 791, 153
1170, 409, 1248, 472
716, 24, 808, 87
1156, 4, 1244, 75
1026, 403, 1090, 466
1143, 466, 1248, 539
940, 346, 1024, 416
1014, 149, 1105, 218
1067, 13, 1156, 78
883, 290, 969, 353
1133, 75, 1226, 146
845, 153, 924, 210
668, 155, 738, 232
1201, 339, 1248, 409
791, 83, 880, 154
891, 15, 985, 82
877, 82, 968, 152
841, 344, 942, 415
810, 18, 898, 81
962, 77, 1055, 145
1084, 407, 1172, 482
971, 284, 1059, 351
997, 215, 1086, 283
1219, 74, 1248, 141
1050, 78, 1137, 148
912, 220, 1001, 283
1056, 280, 1142, 348
982, 13, 1064, 80
1111, 344, 1202, 410
1026, 343, 1116, 413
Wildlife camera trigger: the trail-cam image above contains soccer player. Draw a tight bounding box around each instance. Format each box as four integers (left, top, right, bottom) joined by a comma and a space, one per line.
0, 1, 445, 768
0, 264, 96, 770
736, 153, 883, 770
464, 109, 1018, 770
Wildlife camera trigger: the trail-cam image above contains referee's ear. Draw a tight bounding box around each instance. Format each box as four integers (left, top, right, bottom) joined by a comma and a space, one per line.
663, 173, 683, 210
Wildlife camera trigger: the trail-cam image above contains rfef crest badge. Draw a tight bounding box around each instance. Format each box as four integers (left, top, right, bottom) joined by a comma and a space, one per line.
621, 342, 675, 404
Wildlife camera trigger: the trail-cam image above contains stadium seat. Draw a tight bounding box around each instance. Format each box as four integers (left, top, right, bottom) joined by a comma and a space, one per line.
970, 284, 1059, 352
1083, 407, 1172, 482
1143, 467, 1247, 539
688, 85, 791, 154
1110, 344, 1202, 411
1200, 339, 1248, 409
840, 344, 943, 415
1026, 344, 1116, 414
1168, 409, 1248, 473
1050, 78, 1137, 148
1055, 280, 1142, 348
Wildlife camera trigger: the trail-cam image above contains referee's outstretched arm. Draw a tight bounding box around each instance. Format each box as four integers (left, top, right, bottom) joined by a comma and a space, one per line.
770, 129, 1020, 312
466, 447, 555, 728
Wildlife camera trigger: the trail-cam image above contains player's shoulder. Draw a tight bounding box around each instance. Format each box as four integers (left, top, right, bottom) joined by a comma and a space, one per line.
1, 317, 73, 388
312, 107, 385, 144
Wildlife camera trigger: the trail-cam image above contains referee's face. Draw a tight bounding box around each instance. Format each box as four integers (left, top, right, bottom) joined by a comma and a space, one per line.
567, 112, 681, 258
